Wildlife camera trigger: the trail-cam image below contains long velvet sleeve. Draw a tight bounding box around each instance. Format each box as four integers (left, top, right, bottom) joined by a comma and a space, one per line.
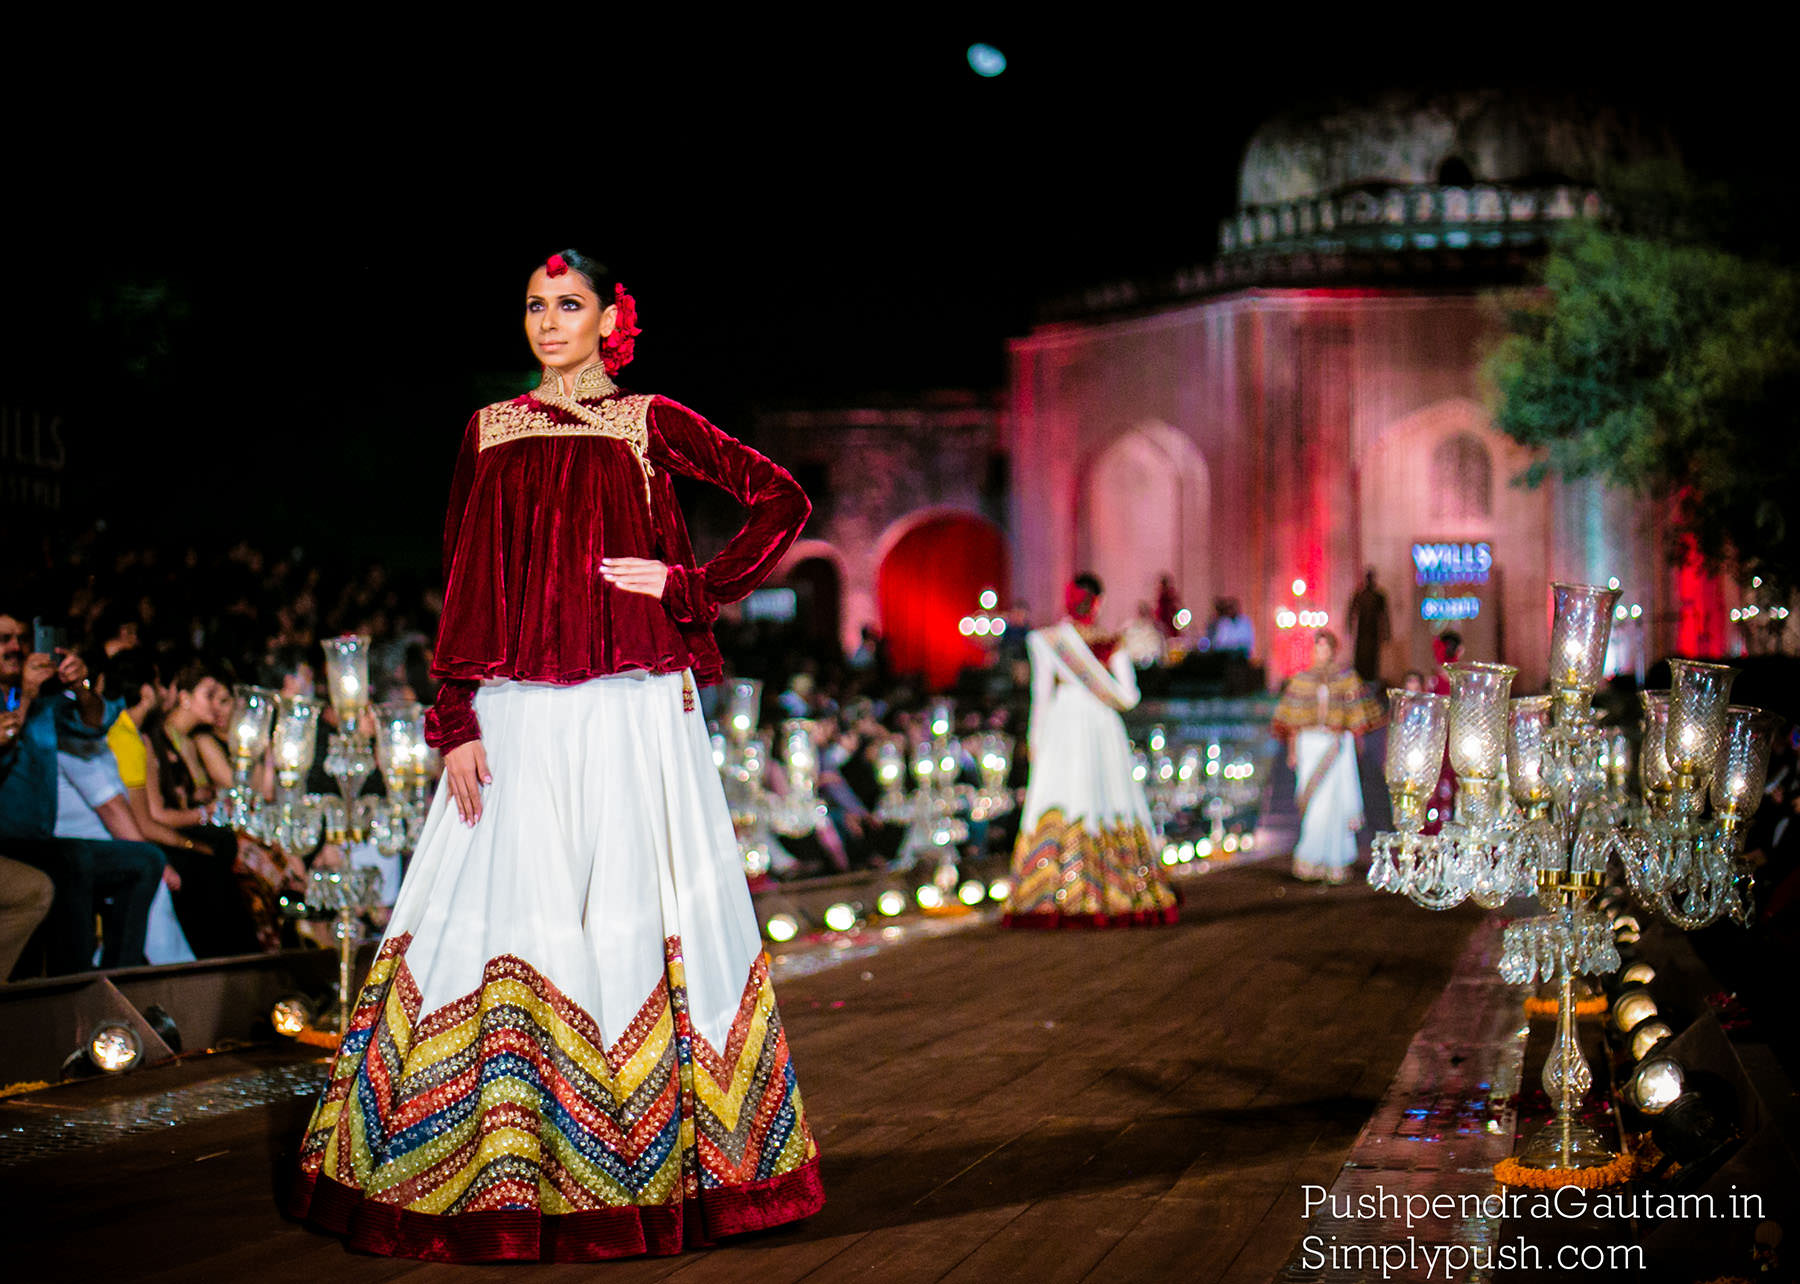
425, 416, 483, 751
647, 398, 811, 624
440, 413, 480, 591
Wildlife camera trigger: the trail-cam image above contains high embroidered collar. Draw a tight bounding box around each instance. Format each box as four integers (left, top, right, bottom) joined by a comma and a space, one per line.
536, 362, 618, 402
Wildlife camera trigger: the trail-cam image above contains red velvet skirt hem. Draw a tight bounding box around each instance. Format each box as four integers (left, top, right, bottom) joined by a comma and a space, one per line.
999, 907, 1179, 929
287, 1160, 825, 1263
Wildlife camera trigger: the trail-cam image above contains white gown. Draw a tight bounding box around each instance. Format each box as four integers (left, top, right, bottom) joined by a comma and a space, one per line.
293, 670, 823, 1262
1002, 623, 1178, 927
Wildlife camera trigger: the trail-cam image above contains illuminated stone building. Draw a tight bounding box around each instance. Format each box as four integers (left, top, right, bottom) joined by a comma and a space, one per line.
1006, 90, 1721, 690
748, 392, 1009, 687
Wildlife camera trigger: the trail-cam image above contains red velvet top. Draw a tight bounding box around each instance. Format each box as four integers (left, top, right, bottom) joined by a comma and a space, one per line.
422, 364, 810, 752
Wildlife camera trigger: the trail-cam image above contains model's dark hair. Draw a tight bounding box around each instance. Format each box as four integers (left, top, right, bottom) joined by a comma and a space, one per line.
1440, 630, 1464, 659
1315, 628, 1340, 654
537, 248, 621, 302
1073, 573, 1104, 598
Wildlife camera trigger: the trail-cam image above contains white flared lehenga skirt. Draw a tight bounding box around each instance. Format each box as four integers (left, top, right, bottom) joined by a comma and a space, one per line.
291, 672, 823, 1263
1291, 728, 1363, 881
1000, 686, 1179, 928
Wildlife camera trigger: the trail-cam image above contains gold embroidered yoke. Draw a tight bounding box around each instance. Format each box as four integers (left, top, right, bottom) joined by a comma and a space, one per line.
1272, 668, 1385, 742
479, 365, 658, 509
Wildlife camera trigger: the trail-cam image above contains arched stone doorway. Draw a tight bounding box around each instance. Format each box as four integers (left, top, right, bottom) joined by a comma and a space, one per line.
1362, 398, 1546, 684
876, 510, 1009, 691
1080, 422, 1210, 632
779, 553, 843, 659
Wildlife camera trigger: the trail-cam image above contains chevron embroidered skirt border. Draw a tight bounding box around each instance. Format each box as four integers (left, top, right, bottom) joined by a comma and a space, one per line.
287, 672, 823, 1262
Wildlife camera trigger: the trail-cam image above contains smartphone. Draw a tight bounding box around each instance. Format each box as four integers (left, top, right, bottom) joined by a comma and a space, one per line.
31, 618, 65, 655
2, 686, 18, 713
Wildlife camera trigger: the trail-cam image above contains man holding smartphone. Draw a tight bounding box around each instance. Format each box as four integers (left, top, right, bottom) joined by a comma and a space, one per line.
0, 610, 161, 975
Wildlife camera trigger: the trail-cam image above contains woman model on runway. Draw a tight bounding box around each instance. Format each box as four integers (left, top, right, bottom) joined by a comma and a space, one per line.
1000, 574, 1179, 927
1271, 629, 1384, 883
291, 250, 824, 1262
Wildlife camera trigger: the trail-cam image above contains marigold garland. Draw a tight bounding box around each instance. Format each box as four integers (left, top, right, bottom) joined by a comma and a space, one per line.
295, 1027, 342, 1050
1523, 994, 1608, 1019
1493, 1150, 1637, 1189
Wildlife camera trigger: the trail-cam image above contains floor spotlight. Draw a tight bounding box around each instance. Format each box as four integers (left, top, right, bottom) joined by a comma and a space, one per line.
1611, 984, 1658, 1037
1651, 1074, 1738, 1166
88, 1022, 142, 1074
1629, 1053, 1685, 1114
271, 994, 315, 1038
876, 889, 907, 917
823, 903, 857, 932
765, 913, 800, 943
1630, 1020, 1674, 1063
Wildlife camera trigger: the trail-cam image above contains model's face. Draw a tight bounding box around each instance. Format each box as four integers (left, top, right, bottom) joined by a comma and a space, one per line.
1313, 636, 1335, 667
524, 267, 616, 373
0, 615, 24, 685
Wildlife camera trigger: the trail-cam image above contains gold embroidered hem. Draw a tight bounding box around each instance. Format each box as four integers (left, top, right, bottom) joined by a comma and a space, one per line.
1001, 808, 1178, 925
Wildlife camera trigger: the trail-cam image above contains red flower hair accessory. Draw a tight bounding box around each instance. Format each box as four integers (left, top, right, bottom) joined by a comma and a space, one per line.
1065, 580, 1098, 624
544, 254, 569, 277
601, 282, 641, 374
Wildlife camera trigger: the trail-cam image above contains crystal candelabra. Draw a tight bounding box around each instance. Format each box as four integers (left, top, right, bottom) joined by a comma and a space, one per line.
283, 866, 383, 1038
715, 679, 815, 877
321, 634, 376, 829
222, 647, 435, 865
1368, 581, 1779, 1173
1134, 724, 1258, 847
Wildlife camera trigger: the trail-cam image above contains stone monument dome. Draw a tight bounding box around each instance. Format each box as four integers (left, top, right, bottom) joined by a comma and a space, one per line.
1237, 89, 1678, 208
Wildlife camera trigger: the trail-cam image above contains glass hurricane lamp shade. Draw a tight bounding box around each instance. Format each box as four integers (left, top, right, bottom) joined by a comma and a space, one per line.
1547, 582, 1621, 699
372, 700, 424, 792
1507, 695, 1554, 814
1446, 662, 1515, 829
1711, 705, 1779, 832
320, 634, 374, 725
228, 685, 279, 768
271, 696, 323, 790
927, 699, 954, 739
874, 739, 905, 788
1640, 692, 1674, 807
1383, 690, 1449, 831
726, 679, 762, 743
781, 720, 819, 796
1446, 663, 1516, 779
1665, 660, 1737, 790
912, 740, 938, 787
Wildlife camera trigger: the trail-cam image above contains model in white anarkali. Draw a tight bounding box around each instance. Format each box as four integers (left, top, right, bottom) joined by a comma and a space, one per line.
1001, 621, 1179, 927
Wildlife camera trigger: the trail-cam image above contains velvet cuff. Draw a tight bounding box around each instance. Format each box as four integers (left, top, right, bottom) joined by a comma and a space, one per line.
424, 679, 481, 753
660, 564, 718, 626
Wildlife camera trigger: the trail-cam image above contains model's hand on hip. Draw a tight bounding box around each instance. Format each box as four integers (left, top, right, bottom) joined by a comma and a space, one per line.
601, 557, 668, 599
445, 740, 492, 826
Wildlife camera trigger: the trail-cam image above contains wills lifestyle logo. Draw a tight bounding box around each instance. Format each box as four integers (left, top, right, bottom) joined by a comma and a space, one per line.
1412, 541, 1492, 586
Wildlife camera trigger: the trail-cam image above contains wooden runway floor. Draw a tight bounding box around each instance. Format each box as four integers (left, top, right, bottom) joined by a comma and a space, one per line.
6, 861, 1480, 1284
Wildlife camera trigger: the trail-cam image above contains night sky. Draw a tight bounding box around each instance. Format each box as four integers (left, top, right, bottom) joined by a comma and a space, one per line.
0, 25, 1785, 571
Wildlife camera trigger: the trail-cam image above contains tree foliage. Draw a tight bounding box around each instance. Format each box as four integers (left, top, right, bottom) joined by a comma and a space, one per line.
1487, 162, 1800, 588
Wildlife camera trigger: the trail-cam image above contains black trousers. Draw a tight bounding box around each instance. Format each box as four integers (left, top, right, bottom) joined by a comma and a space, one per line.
0, 837, 162, 973
161, 827, 261, 958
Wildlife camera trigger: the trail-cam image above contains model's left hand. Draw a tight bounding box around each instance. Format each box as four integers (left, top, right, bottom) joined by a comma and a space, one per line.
601, 557, 669, 599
